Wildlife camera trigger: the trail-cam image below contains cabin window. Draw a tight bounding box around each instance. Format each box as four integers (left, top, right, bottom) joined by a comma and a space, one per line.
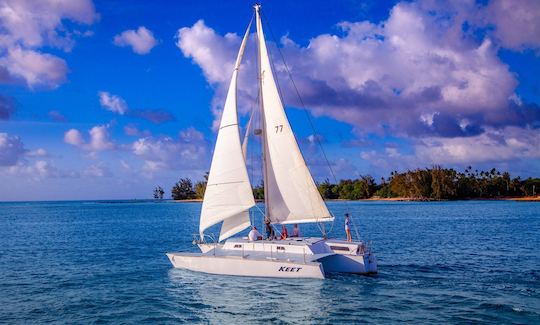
234, 244, 243, 249
276, 246, 285, 251
330, 246, 350, 252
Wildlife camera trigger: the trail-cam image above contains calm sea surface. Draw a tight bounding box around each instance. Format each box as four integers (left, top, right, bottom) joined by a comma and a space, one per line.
0, 200, 538, 324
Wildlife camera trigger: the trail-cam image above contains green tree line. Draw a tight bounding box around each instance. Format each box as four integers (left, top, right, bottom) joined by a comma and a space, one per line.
162, 166, 540, 201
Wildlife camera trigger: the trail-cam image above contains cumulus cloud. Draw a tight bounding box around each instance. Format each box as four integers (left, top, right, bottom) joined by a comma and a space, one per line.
415, 127, 540, 164
64, 125, 115, 151
64, 129, 84, 146
0, 46, 68, 88
0, 132, 79, 180
177, 3, 540, 134
88, 125, 115, 151
0, 95, 16, 120
98, 91, 128, 115
0, 0, 97, 88
176, 1, 540, 171
6, 160, 80, 180
177, 20, 239, 84
113, 26, 158, 55
484, 0, 540, 51
176, 20, 258, 129
132, 127, 207, 173
355, 126, 540, 176
0, 132, 26, 166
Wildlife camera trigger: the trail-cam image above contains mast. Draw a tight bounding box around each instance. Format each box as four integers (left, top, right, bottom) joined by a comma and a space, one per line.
254, 4, 270, 220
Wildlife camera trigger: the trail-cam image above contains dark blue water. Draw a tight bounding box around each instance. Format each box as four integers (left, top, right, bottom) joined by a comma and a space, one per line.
0, 200, 538, 323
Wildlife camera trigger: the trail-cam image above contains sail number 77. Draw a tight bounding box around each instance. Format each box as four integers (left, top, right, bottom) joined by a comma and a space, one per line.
275, 125, 283, 133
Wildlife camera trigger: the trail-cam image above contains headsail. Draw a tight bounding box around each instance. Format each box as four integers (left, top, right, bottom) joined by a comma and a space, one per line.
200, 17, 255, 241
254, 5, 333, 225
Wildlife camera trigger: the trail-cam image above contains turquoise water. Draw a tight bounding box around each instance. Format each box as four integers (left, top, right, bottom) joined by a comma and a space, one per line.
0, 200, 538, 323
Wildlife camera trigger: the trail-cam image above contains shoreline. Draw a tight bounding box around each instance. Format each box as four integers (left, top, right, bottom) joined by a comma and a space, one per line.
345, 196, 540, 202
171, 196, 540, 203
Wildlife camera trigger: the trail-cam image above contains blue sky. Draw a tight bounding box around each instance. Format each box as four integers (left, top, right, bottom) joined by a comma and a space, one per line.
0, 0, 539, 201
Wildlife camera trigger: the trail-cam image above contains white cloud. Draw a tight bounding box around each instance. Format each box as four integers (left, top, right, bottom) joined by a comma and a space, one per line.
484, 0, 540, 50
27, 148, 48, 157
113, 26, 158, 55
176, 20, 243, 84
176, 1, 540, 171
176, 20, 260, 129
6, 160, 79, 180
132, 127, 207, 173
64, 129, 84, 146
0, 133, 80, 180
415, 127, 540, 164
64, 125, 115, 152
88, 125, 114, 151
0, 132, 26, 166
0, 46, 67, 88
0, 0, 96, 48
83, 163, 111, 177
98, 91, 128, 115
0, 0, 97, 88
176, 3, 540, 136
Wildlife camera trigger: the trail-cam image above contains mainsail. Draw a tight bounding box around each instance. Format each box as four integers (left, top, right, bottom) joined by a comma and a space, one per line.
254, 5, 333, 225
199, 18, 255, 242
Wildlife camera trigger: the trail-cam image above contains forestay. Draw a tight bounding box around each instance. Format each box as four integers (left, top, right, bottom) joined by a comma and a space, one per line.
200, 18, 255, 242
255, 6, 333, 225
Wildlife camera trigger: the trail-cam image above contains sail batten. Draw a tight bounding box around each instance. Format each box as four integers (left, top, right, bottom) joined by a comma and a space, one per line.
199, 17, 255, 240
254, 6, 333, 225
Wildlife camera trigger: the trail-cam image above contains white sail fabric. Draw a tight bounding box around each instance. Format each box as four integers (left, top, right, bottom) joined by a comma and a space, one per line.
255, 7, 333, 225
200, 18, 255, 241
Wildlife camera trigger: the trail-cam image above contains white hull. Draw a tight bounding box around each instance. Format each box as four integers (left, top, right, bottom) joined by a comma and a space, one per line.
167, 237, 377, 279
167, 252, 325, 279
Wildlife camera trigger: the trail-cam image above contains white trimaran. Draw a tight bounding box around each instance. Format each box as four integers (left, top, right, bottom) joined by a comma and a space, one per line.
167, 4, 377, 279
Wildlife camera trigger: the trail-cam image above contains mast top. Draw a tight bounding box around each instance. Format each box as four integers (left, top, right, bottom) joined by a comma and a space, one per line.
253, 3, 261, 12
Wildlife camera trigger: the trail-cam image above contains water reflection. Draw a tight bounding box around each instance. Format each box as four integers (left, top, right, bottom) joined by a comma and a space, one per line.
167, 268, 326, 323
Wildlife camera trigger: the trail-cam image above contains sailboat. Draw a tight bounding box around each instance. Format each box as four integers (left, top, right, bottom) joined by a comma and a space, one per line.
167, 4, 377, 279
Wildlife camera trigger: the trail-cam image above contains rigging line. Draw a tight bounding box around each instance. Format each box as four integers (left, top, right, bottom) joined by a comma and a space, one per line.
248, 97, 255, 225
261, 11, 363, 241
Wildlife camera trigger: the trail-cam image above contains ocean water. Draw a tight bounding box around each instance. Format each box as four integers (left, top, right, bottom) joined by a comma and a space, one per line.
0, 200, 538, 324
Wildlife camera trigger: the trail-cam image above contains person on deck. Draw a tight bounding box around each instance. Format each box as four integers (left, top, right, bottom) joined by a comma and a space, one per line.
248, 226, 262, 241
280, 225, 288, 239
345, 213, 352, 242
264, 218, 275, 240
291, 224, 300, 237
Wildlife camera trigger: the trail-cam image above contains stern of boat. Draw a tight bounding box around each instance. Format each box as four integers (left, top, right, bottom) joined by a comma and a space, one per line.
318, 239, 378, 274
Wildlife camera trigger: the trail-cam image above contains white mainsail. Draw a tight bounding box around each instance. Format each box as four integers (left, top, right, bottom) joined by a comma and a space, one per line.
254, 6, 333, 225
200, 18, 255, 242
